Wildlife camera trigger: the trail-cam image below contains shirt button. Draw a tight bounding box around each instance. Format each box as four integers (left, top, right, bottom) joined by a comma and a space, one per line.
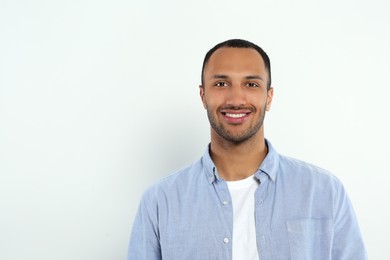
222, 200, 229, 205
259, 200, 263, 205
223, 237, 229, 244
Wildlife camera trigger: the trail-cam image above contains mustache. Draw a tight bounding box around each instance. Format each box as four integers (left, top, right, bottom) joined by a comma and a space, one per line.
217, 105, 255, 111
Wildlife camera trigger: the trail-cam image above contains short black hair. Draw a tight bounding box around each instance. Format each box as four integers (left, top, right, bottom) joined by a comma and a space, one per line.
201, 39, 271, 89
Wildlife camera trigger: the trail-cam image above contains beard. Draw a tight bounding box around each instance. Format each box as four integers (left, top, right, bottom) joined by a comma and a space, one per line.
206, 104, 267, 144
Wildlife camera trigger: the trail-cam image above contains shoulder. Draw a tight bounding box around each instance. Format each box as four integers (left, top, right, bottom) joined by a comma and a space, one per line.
277, 154, 342, 189
275, 154, 351, 218
140, 158, 204, 203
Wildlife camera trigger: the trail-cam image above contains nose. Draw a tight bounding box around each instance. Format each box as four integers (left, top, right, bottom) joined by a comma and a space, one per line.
226, 84, 246, 107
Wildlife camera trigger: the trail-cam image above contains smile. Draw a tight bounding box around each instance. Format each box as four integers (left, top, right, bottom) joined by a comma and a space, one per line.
220, 110, 252, 124
224, 113, 247, 118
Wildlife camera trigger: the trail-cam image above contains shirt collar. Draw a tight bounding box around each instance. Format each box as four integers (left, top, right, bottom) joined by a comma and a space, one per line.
202, 144, 219, 184
257, 139, 278, 182
202, 138, 279, 184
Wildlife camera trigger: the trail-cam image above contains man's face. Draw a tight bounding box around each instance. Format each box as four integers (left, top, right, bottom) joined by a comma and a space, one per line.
200, 47, 273, 143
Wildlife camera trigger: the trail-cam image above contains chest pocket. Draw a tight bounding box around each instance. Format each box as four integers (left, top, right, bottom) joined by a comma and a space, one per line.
286, 219, 333, 260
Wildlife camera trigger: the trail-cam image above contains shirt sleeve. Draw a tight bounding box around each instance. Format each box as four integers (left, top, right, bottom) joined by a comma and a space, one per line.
331, 179, 368, 259
127, 187, 162, 260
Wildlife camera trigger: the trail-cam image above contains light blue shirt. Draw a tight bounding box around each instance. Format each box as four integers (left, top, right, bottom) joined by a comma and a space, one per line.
128, 140, 367, 260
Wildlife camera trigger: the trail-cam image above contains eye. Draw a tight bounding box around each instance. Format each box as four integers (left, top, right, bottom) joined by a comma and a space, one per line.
246, 82, 259, 88
215, 81, 228, 87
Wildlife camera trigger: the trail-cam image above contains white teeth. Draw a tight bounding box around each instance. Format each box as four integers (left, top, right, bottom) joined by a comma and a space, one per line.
225, 113, 246, 118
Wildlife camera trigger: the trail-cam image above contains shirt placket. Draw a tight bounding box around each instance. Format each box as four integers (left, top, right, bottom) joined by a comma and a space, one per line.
255, 175, 273, 260
212, 178, 234, 260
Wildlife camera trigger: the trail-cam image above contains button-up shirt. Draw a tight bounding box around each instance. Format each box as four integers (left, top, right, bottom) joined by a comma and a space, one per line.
128, 140, 367, 260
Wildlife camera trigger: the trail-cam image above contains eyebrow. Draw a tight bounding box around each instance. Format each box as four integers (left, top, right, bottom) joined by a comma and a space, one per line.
245, 75, 265, 81
210, 74, 229, 80
210, 74, 264, 81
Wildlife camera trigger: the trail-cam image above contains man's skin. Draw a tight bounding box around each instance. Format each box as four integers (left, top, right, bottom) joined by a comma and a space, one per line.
200, 47, 274, 181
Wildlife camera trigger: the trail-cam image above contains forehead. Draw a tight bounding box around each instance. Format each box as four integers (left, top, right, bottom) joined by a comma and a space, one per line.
204, 47, 266, 76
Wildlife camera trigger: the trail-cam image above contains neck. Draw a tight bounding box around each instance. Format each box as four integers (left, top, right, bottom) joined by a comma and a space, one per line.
210, 128, 268, 181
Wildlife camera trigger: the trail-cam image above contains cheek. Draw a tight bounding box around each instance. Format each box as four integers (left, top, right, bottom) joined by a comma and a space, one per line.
249, 96, 263, 107
202, 98, 207, 109
204, 90, 232, 111
250, 96, 269, 111
200, 91, 208, 109
203, 93, 219, 109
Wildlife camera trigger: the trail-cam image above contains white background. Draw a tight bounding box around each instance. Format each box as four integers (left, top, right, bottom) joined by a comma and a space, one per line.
1, 0, 389, 259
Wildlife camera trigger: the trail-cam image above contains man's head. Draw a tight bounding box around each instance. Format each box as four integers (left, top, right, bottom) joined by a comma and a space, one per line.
201, 39, 271, 90
200, 39, 273, 144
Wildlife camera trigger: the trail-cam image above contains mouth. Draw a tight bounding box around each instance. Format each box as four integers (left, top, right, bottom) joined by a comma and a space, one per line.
220, 109, 252, 123
223, 112, 248, 118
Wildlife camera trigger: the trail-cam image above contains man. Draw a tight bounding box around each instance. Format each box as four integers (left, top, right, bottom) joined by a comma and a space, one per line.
128, 39, 367, 259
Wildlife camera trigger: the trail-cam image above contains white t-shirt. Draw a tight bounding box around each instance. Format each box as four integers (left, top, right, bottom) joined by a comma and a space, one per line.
226, 174, 260, 260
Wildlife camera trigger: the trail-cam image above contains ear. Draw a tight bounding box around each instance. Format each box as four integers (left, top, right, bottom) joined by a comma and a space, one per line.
199, 85, 207, 109
265, 87, 274, 111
